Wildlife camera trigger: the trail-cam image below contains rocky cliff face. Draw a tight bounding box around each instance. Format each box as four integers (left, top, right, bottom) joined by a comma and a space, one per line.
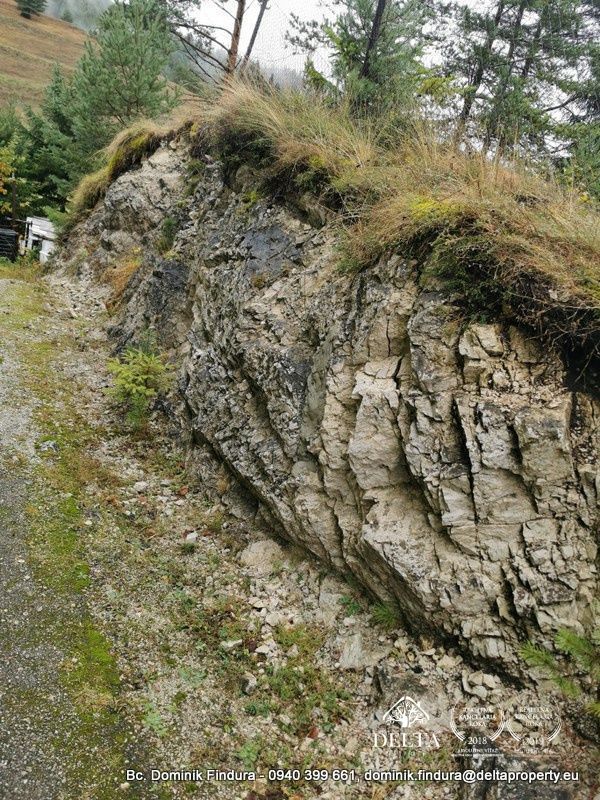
59, 136, 599, 674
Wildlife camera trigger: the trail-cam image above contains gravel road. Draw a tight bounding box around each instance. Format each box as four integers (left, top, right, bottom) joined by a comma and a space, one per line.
0, 276, 142, 800
0, 279, 75, 798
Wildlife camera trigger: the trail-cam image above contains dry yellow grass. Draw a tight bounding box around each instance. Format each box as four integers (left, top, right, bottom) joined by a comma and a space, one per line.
105, 250, 142, 308
201, 80, 378, 186
0, 0, 86, 109
349, 135, 600, 301
199, 82, 600, 359
67, 118, 185, 224
68, 80, 600, 381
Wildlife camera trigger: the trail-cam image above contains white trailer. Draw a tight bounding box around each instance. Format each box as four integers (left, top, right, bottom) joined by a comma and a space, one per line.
24, 216, 56, 263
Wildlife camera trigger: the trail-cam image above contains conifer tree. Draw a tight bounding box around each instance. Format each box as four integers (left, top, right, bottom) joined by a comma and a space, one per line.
522, 627, 600, 720
444, 0, 600, 154
15, 0, 178, 211
72, 0, 176, 154
15, 0, 46, 18
21, 66, 83, 209
288, 0, 428, 109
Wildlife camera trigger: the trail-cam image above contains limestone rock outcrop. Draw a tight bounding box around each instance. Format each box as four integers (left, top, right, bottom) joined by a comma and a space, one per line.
59, 138, 599, 672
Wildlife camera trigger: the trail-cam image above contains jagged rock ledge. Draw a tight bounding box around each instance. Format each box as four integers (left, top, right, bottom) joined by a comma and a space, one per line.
55, 135, 599, 675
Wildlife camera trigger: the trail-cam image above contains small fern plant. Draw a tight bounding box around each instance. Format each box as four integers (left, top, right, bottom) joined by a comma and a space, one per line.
521, 627, 600, 719
107, 345, 172, 430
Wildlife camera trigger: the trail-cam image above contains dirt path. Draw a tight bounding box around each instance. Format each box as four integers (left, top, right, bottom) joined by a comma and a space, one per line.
0, 271, 153, 800
0, 366, 78, 799
0, 267, 376, 800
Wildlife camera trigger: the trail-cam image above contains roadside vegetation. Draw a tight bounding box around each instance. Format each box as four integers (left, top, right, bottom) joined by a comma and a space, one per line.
107, 341, 173, 431
65, 120, 180, 228
2, 0, 598, 221
51, 62, 599, 389
203, 81, 599, 298
522, 626, 600, 722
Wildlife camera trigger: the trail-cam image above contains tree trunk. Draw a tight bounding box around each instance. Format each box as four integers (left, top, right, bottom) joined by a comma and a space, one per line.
226, 0, 246, 76
241, 0, 268, 70
520, 15, 543, 80
457, 0, 506, 134
359, 0, 388, 79
11, 174, 18, 225
484, 0, 529, 150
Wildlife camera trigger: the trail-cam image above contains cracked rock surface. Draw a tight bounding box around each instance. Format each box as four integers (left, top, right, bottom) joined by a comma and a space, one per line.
59, 139, 599, 674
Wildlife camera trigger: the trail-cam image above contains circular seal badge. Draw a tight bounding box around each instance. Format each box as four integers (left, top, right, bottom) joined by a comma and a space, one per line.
450, 702, 505, 757
506, 702, 561, 753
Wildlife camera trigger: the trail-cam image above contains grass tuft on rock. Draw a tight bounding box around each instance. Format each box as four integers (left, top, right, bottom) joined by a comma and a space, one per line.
67, 80, 600, 385
65, 119, 179, 232
198, 80, 600, 386
69, 166, 112, 220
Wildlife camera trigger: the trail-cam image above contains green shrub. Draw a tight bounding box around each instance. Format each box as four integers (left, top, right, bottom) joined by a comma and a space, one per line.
521, 626, 600, 719
241, 188, 263, 209
106, 129, 162, 179
236, 737, 263, 769
371, 601, 402, 630
107, 345, 172, 430
340, 595, 362, 616
156, 216, 178, 254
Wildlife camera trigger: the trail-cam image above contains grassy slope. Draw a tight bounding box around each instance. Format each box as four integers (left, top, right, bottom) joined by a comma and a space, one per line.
0, 0, 86, 109
68, 81, 600, 386
201, 83, 600, 385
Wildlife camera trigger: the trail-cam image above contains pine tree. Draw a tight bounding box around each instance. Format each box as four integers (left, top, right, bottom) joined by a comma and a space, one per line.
21, 66, 84, 209
288, 0, 428, 110
72, 0, 176, 155
16, 0, 178, 211
15, 0, 46, 18
445, 0, 600, 154
0, 81, 68, 215
556, 1, 600, 197
522, 626, 600, 720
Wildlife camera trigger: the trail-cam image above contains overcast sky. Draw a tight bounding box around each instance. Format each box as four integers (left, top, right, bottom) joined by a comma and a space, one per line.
200, 0, 329, 74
